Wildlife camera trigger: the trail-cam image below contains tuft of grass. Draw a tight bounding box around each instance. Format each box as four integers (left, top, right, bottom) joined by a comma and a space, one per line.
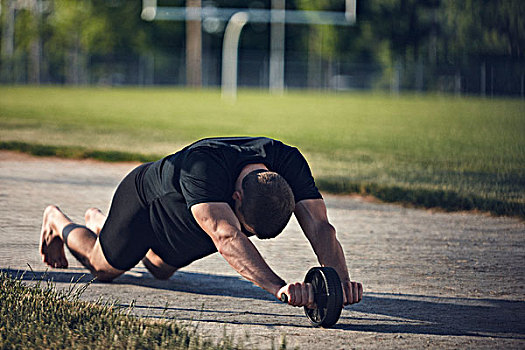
0, 271, 245, 349
0, 140, 160, 163
316, 178, 524, 217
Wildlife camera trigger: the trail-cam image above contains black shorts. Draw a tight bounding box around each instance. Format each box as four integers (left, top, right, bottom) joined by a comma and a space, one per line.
99, 163, 159, 270
99, 163, 218, 271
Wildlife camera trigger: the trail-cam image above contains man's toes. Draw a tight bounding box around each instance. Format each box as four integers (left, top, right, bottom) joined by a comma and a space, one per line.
51, 257, 66, 268
85, 207, 101, 221
84, 208, 93, 222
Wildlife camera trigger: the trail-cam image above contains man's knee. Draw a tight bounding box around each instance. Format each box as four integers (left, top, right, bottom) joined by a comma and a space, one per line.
87, 239, 125, 282
147, 267, 174, 280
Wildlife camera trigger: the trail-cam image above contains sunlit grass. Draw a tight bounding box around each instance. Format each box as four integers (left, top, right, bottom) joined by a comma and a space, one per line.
0, 271, 247, 349
1, 86, 523, 215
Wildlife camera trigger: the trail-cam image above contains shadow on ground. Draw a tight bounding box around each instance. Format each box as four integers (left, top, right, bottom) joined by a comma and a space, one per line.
343, 292, 525, 339
2, 267, 273, 300
3, 268, 524, 340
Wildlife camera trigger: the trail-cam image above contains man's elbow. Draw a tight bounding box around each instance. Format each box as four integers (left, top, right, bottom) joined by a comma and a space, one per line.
214, 229, 239, 256
216, 241, 230, 256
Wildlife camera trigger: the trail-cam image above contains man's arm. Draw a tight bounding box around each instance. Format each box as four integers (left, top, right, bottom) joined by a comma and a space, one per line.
294, 198, 363, 305
191, 202, 286, 297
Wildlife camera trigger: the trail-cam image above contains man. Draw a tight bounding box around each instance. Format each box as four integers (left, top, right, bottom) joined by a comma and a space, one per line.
40, 137, 362, 307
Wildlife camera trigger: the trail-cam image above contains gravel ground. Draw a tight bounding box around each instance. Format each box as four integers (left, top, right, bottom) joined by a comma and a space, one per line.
1, 150, 524, 349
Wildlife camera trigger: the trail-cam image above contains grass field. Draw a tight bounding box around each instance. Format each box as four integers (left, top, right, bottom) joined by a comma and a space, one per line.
0, 86, 524, 216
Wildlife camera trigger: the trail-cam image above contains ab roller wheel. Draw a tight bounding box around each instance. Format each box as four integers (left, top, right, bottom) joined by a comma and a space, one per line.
304, 267, 343, 327
281, 266, 344, 328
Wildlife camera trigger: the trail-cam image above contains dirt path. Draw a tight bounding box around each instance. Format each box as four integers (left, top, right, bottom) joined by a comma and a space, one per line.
1, 151, 524, 349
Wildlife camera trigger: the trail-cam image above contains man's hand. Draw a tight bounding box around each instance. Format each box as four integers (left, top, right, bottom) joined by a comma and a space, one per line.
342, 280, 363, 305
277, 282, 315, 308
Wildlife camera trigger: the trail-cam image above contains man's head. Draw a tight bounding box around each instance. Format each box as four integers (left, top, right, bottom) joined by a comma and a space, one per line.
233, 170, 295, 239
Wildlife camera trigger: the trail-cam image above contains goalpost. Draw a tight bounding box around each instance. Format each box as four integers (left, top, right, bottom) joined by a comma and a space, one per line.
141, 0, 357, 100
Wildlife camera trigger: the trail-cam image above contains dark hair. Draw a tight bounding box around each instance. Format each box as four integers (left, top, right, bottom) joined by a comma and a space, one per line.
239, 170, 295, 239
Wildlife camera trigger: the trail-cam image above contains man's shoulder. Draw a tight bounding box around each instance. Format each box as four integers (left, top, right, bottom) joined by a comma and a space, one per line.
188, 136, 282, 148
180, 137, 290, 158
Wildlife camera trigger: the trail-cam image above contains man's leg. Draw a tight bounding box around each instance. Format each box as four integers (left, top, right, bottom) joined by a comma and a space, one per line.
84, 207, 176, 280
40, 205, 125, 282
142, 249, 178, 280
84, 207, 106, 235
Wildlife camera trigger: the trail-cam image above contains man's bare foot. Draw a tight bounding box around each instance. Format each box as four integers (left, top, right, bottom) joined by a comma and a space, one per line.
40, 205, 69, 268
84, 207, 106, 235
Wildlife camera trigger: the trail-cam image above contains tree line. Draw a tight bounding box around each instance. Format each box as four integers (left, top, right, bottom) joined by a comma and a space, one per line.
1, 0, 523, 95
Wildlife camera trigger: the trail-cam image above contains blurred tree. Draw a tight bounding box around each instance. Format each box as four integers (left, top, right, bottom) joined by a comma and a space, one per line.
440, 0, 525, 60
13, 5, 38, 82
434, 0, 524, 95
47, 0, 114, 83
367, 0, 440, 90
0, 0, 522, 91
372, 0, 439, 61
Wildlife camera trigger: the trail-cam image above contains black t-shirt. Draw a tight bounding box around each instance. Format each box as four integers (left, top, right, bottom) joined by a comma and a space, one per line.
137, 137, 322, 268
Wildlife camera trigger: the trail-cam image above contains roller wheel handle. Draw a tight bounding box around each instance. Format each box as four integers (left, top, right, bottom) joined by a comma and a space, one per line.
280, 294, 288, 303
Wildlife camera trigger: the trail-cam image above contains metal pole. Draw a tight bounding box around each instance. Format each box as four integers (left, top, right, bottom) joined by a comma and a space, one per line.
141, 0, 157, 21
480, 62, 486, 97
142, 1, 358, 93
455, 70, 461, 97
29, 0, 42, 84
221, 12, 249, 101
186, 0, 202, 87
415, 59, 423, 92
345, 0, 357, 22
490, 65, 494, 98
521, 74, 525, 98
269, 0, 285, 94
391, 61, 400, 96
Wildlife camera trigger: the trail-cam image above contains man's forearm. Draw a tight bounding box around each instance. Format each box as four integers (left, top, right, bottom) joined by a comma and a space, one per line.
217, 232, 286, 296
295, 199, 362, 305
307, 221, 351, 282
295, 199, 352, 282
191, 202, 286, 297
320, 238, 351, 282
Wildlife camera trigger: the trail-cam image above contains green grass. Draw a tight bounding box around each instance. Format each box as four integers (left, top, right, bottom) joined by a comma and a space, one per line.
1, 86, 524, 216
0, 271, 249, 349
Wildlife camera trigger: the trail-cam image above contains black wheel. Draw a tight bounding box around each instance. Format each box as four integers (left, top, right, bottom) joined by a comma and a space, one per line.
303, 267, 343, 328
